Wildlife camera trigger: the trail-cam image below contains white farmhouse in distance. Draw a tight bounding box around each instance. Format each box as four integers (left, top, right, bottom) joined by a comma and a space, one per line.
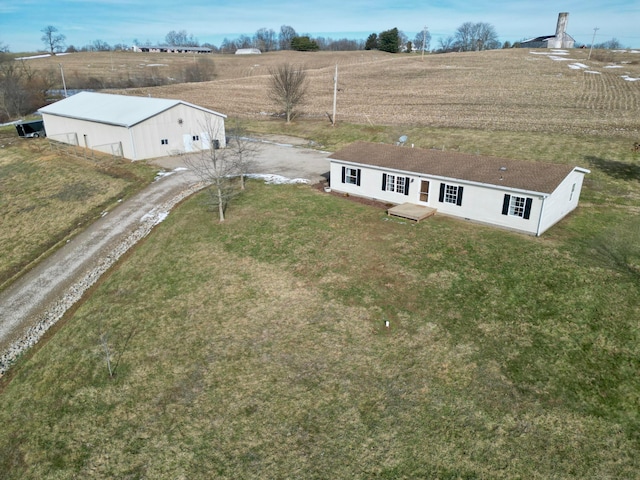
39, 92, 226, 161
235, 48, 262, 55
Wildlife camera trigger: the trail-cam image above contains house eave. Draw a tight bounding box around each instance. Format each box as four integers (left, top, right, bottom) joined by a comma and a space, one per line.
331, 159, 552, 197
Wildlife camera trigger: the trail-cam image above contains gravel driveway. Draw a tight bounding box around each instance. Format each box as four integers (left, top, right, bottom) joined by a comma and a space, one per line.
0, 136, 331, 375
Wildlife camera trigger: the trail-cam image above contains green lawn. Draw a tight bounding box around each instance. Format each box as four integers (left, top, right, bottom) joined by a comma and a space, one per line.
1, 171, 638, 478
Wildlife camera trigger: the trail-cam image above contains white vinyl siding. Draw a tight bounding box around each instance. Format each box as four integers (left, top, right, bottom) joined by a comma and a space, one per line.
382, 173, 410, 195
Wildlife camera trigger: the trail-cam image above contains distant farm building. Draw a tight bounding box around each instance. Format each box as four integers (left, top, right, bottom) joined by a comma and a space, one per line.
132, 45, 212, 54
235, 48, 262, 55
39, 92, 226, 161
520, 12, 575, 49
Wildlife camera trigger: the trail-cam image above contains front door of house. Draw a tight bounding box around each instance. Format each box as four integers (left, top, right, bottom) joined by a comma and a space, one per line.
419, 180, 430, 203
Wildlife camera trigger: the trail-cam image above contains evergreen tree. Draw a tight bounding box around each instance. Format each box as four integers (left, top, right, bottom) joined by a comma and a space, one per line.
290, 36, 319, 51
365, 33, 378, 50
378, 28, 399, 53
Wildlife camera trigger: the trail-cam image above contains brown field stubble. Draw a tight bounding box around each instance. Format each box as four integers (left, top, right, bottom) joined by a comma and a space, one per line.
33, 48, 640, 138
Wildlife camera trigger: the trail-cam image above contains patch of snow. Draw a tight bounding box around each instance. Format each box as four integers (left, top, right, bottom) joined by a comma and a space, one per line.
551, 49, 569, 54
146, 63, 168, 67
154, 167, 187, 181
154, 170, 174, 181
621, 75, 640, 82
549, 55, 572, 62
15, 53, 70, 60
604, 65, 624, 68
585, 71, 601, 75
153, 211, 169, 225
140, 209, 169, 225
15, 54, 51, 60
568, 63, 589, 70
248, 174, 309, 184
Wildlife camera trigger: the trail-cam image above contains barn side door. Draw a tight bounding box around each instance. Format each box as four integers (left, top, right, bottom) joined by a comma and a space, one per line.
183, 134, 194, 153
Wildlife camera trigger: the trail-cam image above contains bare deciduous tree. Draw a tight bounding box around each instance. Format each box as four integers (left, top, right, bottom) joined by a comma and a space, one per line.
253, 28, 277, 52
226, 120, 260, 190
268, 63, 309, 123
185, 122, 254, 223
0, 59, 52, 122
453, 22, 500, 52
41, 26, 66, 55
279, 25, 297, 50
165, 30, 199, 47
413, 29, 432, 52
99, 320, 136, 379
183, 57, 216, 83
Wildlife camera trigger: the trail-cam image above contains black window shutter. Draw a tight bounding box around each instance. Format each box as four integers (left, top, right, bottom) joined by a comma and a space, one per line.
404, 177, 410, 196
382, 173, 387, 190
341, 166, 346, 184
439, 183, 445, 202
502, 194, 511, 215
356, 169, 361, 186
456, 186, 464, 206
524, 198, 533, 219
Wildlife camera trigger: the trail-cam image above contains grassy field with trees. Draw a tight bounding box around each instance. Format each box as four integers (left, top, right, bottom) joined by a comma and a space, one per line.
0, 48, 639, 477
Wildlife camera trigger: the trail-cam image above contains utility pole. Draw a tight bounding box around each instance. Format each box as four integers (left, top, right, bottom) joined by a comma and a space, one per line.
588, 27, 599, 60
332, 64, 338, 127
422, 26, 428, 60
59, 63, 67, 97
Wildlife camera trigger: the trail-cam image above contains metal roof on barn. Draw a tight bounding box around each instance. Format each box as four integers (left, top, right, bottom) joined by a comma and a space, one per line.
39, 92, 226, 128
329, 142, 583, 195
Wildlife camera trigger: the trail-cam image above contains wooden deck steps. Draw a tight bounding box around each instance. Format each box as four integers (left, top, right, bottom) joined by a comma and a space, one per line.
387, 203, 437, 222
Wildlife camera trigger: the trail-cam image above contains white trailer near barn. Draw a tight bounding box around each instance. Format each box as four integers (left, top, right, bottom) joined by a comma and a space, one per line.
328, 142, 590, 236
39, 92, 226, 161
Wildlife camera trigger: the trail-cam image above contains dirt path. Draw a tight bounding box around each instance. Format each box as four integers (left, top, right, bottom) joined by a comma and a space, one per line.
0, 137, 331, 375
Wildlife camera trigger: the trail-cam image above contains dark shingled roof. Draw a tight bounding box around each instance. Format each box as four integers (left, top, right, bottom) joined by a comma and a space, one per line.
328, 142, 577, 194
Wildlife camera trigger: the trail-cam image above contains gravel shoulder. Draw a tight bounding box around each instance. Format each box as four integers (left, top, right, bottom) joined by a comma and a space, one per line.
0, 137, 331, 375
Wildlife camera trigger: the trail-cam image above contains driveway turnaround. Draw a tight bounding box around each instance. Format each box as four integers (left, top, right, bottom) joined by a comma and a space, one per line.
0, 137, 331, 375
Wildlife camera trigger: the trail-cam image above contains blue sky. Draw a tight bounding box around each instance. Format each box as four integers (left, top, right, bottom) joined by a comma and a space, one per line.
1, 0, 639, 52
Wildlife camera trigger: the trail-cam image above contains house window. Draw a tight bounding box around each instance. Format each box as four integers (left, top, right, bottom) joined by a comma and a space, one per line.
438, 183, 464, 206
341, 166, 361, 186
502, 194, 533, 219
161, 139, 169, 145
382, 173, 410, 195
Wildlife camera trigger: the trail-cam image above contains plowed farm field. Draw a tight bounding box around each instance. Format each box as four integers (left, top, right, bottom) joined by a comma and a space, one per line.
31, 48, 640, 137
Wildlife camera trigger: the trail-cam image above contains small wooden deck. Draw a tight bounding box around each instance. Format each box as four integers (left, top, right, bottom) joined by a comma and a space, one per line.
387, 203, 437, 222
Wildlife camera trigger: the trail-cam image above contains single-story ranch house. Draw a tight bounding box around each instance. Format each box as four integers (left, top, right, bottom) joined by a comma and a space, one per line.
39, 92, 226, 161
328, 142, 590, 236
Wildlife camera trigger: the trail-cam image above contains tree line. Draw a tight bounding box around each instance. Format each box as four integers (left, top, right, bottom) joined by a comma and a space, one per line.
33, 23, 630, 56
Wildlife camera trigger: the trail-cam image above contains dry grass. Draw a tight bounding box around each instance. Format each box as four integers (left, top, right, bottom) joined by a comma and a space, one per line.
1, 183, 638, 478
1, 48, 638, 478
28, 49, 640, 137
0, 128, 156, 288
